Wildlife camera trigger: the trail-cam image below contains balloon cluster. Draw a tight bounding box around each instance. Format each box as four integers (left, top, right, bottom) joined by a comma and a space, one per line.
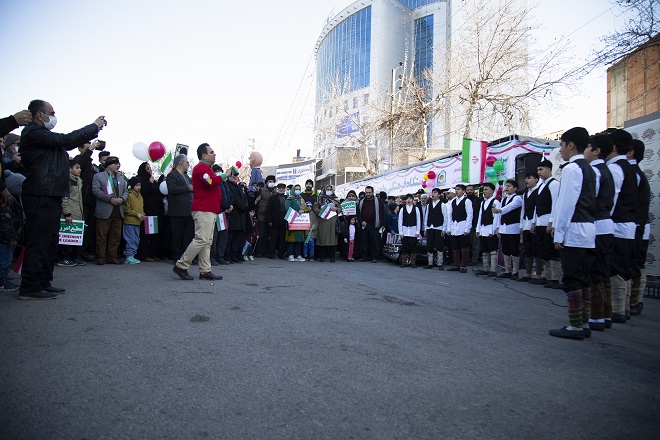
485, 156, 504, 185
421, 170, 436, 189
132, 141, 166, 162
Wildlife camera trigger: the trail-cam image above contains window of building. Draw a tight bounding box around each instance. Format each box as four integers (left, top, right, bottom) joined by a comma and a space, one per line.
398, 0, 439, 9
363, 93, 369, 105
353, 97, 358, 108
414, 15, 434, 95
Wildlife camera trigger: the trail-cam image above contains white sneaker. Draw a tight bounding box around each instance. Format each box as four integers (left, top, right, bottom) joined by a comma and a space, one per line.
248, 256, 254, 261
288, 255, 295, 262
295, 256, 306, 262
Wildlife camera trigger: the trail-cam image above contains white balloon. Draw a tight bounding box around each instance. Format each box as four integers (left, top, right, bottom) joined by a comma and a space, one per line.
159, 181, 169, 195
132, 142, 150, 162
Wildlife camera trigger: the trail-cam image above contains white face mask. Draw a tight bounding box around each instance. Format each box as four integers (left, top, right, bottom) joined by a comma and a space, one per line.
326, 190, 333, 196
43, 114, 57, 130
215, 172, 222, 176
267, 182, 274, 188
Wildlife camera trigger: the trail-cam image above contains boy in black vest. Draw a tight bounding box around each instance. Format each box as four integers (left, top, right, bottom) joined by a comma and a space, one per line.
398, 194, 421, 267
492, 179, 522, 279
549, 127, 597, 340
518, 172, 540, 282
605, 129, 637, 323
584, 134, 615, 331
447, 184, 473, 273
535, 160, 562, 288
475, 182, 500, 276
628, 139, 650, 316
423, 187, 446, 270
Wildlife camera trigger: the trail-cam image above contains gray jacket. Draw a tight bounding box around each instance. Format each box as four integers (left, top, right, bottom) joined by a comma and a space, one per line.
92, 170, 128, 219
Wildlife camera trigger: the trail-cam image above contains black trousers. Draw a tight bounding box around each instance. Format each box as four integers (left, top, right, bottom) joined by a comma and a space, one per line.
449, 233, 470, 250
82, 204, 96, 257
501, 233, 521, 257
256, 221, 270, 256
269, 226, 286, 257
560, 246, 595, 292
631, 226, 649, 279
522, 230, 539, 257
479, 234, 499, 253
611, 237, 634, 280
169, 216, 194, 260
360, 224, 381, 259
426, 229, 443, 252
536, 226, 559, 261
589, 234, 613, 284
229, 230, 246, 258
20, 195, 61, 294
138, 225, 160, 259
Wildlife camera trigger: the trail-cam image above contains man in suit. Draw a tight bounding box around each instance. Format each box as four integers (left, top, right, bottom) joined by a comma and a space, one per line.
166, 154, 194, 261
92, 156, 128, 265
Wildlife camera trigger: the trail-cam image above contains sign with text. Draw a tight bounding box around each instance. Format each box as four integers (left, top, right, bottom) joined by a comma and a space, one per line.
288, 213, 311, 231
59, 219, 85, 246
341, 201, 356, 216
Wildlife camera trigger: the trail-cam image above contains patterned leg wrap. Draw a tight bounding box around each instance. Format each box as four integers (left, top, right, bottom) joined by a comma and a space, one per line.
581, 287, 592, 325
567, 290, 583, 328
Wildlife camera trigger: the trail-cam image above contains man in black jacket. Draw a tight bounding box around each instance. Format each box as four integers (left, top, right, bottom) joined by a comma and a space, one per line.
165, 154, 193, 261
357, 185, 385, 263
18, 100, 105, 300
266, 182, 288, 259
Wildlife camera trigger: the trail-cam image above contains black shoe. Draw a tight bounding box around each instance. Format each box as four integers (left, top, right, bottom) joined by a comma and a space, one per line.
605, 320, 612, 329
517, 276, 532, 282
438, 265, 444, 271
459, 267, 467, 273
210, 259, 219, 267
611, 314, 626, 323
81, 253, 96, 262
497, 272, 511, 279
73, 258, 87, 266
43, 286, 65, 294
319, 258, 325, 262
173, 265, 193, 280
474, 269, 487, 275
625, 310, 631, 320
544, 281, 558, 289
372, 259, 377, 263
583, 328, 592, 338
553, 283, 565, 290
487, 271, 497, 277
511, 273, 519, 281
423, 265, 434, 269
630, 303, 643, 315
411, 264, 417, 268
548, 326, 585, 340
447, 267, 460, 272
18, 290, 57, 300
330, 258, 335, 263
589, 322, 606, 331
278, 255, 287, 260
200, 272, 223, 280
218, 258, 229, 265
56, 259, 76, 267
529, 278, 546, 285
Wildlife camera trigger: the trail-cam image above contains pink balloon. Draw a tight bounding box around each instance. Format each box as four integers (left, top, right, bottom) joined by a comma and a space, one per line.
486, 156, 497, 167
236, 161, 242, 168
148, 141, 166, 162
421, 180, 427, 188
426, 179, 435, 190
427, 170, 436, 180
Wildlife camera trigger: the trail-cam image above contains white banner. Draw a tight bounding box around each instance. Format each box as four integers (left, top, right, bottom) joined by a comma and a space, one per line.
275, 160, 315, 188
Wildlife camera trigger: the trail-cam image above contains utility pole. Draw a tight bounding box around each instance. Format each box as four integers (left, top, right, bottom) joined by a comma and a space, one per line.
390, 62, 404, 169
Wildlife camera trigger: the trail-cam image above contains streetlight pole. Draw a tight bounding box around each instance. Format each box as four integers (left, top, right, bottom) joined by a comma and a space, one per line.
390, 62, 404, 169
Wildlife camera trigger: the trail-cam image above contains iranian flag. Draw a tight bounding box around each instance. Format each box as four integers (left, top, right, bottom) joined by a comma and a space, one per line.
461, 138, 488, 184
284, 207, 298, 223
217, 212, 228, 231
144, 216, 159, 234
13, 247, 24, 274
160, 152, 173, 175
318, 204, 335, 220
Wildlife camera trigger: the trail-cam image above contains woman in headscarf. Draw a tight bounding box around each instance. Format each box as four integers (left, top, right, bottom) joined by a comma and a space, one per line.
312, 184, 342, 262
339, 189, 361, 260
285, 184, 306, 261
136, 162, 164, 261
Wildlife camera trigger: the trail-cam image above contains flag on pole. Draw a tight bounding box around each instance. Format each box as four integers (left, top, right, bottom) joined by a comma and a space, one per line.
461, 138, 488, 184
242, 241, 252, 256
160, 152, 173, 175
283, 207, 298, 223
144, 216, 159, 234
13, 247, 24, 274
318, 204, 336, 220
217, 212, 228, 231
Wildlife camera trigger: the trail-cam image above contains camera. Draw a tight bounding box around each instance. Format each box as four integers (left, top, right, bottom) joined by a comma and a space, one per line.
97, 140, 106, 151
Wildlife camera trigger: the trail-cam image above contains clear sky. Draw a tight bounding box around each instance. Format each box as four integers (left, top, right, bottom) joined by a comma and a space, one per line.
0, 0, 626, 173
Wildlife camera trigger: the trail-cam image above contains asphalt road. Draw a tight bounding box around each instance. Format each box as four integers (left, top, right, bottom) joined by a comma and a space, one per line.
1, 257, 659, 440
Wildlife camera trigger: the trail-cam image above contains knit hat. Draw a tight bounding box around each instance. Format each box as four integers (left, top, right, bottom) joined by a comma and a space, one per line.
265, 175, 276, 182
128, 176, 141, 188
3, 133, 20, 148
104, 156, 120, 166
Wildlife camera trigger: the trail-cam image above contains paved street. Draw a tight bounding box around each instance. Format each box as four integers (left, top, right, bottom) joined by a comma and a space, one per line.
1, 258, 659, 440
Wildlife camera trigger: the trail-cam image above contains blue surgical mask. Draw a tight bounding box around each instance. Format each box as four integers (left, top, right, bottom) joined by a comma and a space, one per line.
294, 190, 301, 196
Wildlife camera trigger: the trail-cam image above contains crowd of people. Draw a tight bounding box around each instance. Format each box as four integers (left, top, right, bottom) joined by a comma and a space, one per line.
0, 102, 652, 341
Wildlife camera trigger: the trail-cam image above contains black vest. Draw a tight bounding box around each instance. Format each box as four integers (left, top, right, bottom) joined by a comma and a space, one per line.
570, 159, 596, 223
633, 163, 651, 225
451, 197, 467, 222
501, 195, 521, 225
593, 162, 614, 221
523, 188, 538, 220
426, 201, 444, 227
480, 198, 495, 226
611, 158, 637, 223
402, 206, 417, 227
536, 178, 556, 216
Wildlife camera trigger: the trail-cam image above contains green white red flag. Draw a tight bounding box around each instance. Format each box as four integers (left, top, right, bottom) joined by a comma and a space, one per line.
160, 152, 173, 175
284, 207, 298, 223
461, 138, 488, 184
217, 212, 228, 231
318, 204, 336, 220
144, 216, 159, 234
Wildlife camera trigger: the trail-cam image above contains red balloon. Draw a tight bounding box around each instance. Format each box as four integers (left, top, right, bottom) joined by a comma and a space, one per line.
148, 141, 166, 162
421, 180, 427, 188
486, 156, 497, 167
427, 170, 436, 180
236, 161, 242, 168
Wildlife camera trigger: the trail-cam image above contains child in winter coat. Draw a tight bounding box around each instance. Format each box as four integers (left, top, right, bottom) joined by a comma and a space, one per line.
123, 177, 145, 264
57, 159, 85, 267
345, 217, 357, 261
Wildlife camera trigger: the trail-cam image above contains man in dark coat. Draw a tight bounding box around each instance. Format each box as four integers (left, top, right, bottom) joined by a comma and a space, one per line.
226, 169, 248, 262
266, 182, 288, 259
165, 154, 193, 261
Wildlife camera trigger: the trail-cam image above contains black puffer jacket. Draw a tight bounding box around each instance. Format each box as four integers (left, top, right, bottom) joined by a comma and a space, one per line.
20, 122, 99, 197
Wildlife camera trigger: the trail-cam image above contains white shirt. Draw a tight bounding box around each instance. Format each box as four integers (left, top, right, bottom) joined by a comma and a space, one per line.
497, 194, 522, 234
398, 204, 421, 237
553, 155, 595, 248
590, 158, 615, 236
520, 184, 539, 231
606, 154, 636, 240
448, 195, 473, 236
476, 196, 501, 237
423, 199, 446, 231
533, 178, 560, 227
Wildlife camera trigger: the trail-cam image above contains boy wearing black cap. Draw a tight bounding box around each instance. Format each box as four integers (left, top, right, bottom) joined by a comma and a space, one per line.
535, 160, 561, 288
549, 127, 597, 340
605, 129, 637, 323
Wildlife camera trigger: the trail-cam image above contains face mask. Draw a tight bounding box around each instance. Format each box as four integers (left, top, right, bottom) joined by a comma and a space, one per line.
43, 114, 57, 130
267, 182, 274, 188
326, 191, 333, 196
294, 190, 301, 196
285, 190, 290, 196
215, 172, 222, 176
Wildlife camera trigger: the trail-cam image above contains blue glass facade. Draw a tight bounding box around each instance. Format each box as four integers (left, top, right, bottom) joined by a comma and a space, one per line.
316, 6, 372, 103
414, 14, 434, 89
398, 0, 440, 9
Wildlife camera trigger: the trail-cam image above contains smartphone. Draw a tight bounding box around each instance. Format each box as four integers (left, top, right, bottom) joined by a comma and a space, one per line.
97, 140, 106, 151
